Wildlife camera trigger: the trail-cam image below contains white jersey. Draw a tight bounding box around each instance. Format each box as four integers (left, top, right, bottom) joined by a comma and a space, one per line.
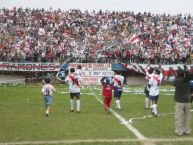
75, 69, 82, 77
76, 69, 81, 75
113, 75, 124, 87
148, 73, 162, 96
42, 84, 55, 96
65, 73, 81, 93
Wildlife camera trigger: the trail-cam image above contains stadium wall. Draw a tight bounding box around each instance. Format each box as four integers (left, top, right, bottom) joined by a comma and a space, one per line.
0, 74, 25, 85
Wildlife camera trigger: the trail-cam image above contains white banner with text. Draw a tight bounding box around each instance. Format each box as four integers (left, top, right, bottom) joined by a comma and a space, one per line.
69, 63, 114, 85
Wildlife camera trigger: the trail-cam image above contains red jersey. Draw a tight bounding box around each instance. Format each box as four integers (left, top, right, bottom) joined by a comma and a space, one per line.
102, 84, 114, 98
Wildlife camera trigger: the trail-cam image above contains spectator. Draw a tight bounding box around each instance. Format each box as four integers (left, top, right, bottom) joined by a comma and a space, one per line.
0, 7, 192, 64
172, 69, 192, 135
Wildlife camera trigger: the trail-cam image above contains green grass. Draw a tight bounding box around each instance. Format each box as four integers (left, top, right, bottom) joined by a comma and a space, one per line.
0, 84, 193, 145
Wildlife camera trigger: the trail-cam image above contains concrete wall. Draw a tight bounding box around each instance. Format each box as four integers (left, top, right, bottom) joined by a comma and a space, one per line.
0, 75, 25, 85
126, 76, 172, 85
126, 76, 146, 85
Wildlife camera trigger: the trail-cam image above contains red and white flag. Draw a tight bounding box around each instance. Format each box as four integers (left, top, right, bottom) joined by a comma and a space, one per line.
128, 34, 139, 45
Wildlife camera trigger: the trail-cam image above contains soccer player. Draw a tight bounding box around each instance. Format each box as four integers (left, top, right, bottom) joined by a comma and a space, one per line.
148, 68, 163, 116
101, 76, 114, 113
41, 73, 53, 85
113, 72, 124, 110
75, 64, 82, 77
65, 67, 82, 113
144, 65, 154, 110
41, 77, 56, 117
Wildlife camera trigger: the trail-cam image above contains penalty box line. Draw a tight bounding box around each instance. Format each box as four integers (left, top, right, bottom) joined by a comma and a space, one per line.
127, 110, 193, 124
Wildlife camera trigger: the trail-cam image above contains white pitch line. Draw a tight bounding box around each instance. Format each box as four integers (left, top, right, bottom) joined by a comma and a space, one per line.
90, 91, 147, 140
0, 139, 138, 145
0, 137, 193, 145
128, 110, 193, 124
2, 138, 193, 145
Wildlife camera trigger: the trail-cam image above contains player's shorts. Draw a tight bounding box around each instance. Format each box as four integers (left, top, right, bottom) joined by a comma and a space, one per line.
149, 95, 159, 102
114, 87, 122, 98
44, 96, 52, 106
70, 92, 80, 98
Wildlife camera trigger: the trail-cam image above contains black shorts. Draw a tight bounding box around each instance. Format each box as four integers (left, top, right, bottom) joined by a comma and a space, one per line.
114, 87, 122, 98
70, 92, 80, 98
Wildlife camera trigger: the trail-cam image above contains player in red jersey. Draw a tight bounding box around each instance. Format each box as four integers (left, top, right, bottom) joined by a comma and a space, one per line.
101, 76, 114, 113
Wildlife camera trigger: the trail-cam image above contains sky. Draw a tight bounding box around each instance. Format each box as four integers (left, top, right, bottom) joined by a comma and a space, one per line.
1, 0, 193, 15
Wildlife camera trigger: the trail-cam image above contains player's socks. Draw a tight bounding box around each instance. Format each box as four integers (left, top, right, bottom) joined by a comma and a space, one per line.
152, 104, 157, 116
145, 98, 149, 109
115, 100, 119, 108
117, 100, 121, 110
45, 110, 49, 117
77, 100, 80, 112
70, 99, 74, 111
152, 104, 156, 114
150, 101, 153, 109
155, 104, 158, 115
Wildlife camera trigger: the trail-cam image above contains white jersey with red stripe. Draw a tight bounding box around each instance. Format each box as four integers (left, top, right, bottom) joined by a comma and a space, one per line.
42, 84, 55, 96
65, 73, 81, 93
148, 74, 160, 96
113, 75, 124, 88
148, 73, 163, 96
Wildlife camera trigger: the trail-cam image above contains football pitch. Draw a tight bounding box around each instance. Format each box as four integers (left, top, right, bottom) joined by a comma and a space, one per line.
0, 84, 193, 145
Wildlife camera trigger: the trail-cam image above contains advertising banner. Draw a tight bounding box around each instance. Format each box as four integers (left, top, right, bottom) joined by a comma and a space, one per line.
0, 62, 60, 72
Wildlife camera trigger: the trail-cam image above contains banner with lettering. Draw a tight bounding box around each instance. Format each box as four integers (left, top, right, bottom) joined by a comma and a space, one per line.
0, 62, 60, 72
69, 63, 114, 85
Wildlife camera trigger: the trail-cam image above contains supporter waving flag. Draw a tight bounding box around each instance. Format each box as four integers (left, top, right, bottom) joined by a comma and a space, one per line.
127, 32, 148, 45
127, 34, 139, 45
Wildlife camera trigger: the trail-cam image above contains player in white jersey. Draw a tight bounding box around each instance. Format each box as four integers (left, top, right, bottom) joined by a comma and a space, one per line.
144, 65, 154, 110
41, 77, 56, 117
113, 72, 124, 110
75, 64, 82, 77
148, 68, 163, 116
65, 67, 82, 113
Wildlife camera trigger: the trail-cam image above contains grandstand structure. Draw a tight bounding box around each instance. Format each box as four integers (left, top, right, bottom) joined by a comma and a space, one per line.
0, 7, 193, 84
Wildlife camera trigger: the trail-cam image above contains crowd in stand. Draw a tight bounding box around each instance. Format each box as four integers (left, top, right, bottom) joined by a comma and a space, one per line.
0, 7, 193, 64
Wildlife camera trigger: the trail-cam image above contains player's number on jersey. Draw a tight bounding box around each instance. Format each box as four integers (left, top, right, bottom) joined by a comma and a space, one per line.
45, 89, 50, 95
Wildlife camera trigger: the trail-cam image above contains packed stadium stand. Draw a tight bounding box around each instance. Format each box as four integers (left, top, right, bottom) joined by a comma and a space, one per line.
0, 8, 192, 65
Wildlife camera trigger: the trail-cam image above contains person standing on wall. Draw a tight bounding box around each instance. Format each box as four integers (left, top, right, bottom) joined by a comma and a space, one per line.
113, 71, 124, 110
173, 69, 192, 135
